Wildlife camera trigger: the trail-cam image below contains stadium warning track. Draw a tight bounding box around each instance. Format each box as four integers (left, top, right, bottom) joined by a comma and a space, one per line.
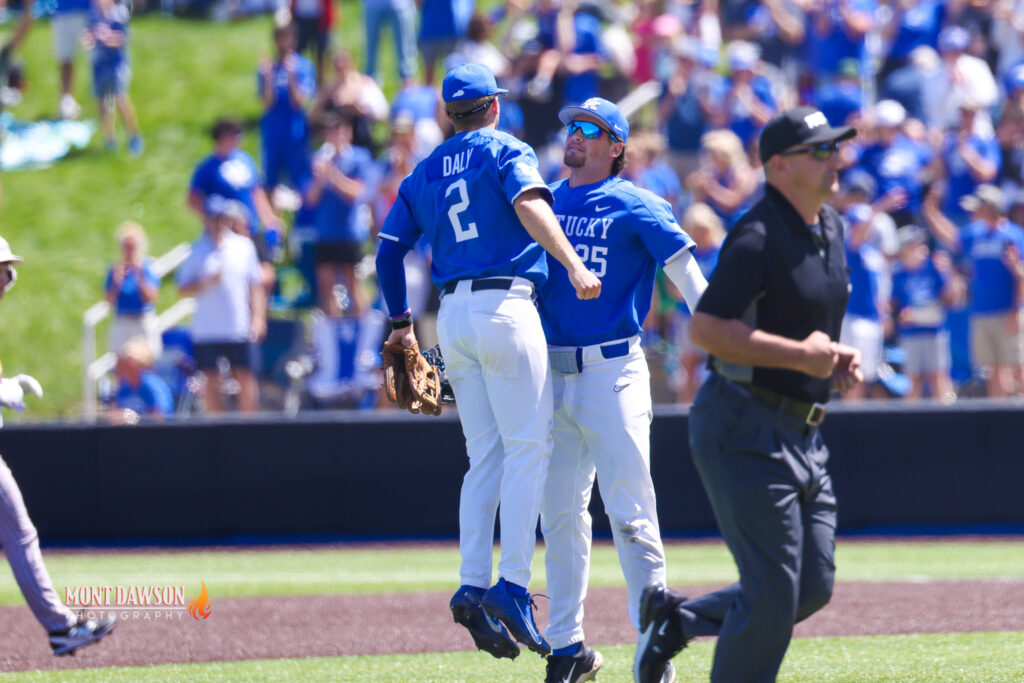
1, 580, 1023, 672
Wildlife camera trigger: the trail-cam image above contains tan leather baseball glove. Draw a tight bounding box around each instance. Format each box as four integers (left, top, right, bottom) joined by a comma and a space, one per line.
381, 341, 443, 416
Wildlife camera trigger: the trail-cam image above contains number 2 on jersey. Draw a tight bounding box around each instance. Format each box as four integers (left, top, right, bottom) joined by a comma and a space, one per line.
446, 178, 479, 242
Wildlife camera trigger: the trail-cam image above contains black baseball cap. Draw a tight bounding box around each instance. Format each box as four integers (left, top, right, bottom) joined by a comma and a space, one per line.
758, 107, 856, 165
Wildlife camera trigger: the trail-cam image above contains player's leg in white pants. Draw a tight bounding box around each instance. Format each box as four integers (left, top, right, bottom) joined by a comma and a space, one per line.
0, 456, 76, 633
439, 282, 553, 590
542, 350, 666, 648
541, 373, 596, 649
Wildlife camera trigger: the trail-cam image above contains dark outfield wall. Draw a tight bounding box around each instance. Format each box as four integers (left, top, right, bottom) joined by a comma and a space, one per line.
2, 402, 1022, 543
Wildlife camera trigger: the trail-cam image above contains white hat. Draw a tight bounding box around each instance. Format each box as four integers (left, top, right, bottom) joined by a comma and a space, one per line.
874, 100, 907, 128
0, 236, 23, 264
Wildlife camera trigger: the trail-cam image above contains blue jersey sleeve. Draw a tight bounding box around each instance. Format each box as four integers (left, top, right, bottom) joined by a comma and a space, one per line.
497, 142, 552, 205
635, 194, 695, 264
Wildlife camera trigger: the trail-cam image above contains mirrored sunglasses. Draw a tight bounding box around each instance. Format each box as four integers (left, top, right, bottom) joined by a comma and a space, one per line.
567, 120, 618, 142
782, 140, 840, 161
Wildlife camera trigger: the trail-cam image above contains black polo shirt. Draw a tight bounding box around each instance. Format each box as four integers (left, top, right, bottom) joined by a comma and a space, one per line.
696, 183, 850, 404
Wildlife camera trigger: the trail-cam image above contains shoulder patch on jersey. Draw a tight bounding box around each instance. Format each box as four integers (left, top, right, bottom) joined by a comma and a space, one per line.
516, 162, 544, 184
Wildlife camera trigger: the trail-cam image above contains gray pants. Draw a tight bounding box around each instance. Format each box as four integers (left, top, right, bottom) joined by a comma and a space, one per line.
684, 373, 837, 683
0, 455, 75, 633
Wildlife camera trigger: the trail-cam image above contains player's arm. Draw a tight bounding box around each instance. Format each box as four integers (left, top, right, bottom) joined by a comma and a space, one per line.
513, 189, 600, 300
377, 237, 417, 346
662, 249, 708, 313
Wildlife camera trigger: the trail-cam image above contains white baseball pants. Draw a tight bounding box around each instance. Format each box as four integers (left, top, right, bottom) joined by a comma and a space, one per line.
0, 455, 76, 633
438, 278, 553, 590
540, 338, 667, 649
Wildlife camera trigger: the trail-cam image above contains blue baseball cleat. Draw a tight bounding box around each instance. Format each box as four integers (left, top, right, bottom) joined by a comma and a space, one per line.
450, 585, 520, 660
481, 577, 551, 656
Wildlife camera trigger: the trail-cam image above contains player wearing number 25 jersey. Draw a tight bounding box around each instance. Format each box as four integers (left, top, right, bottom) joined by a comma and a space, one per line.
535, 97, 707, 681
376, 64, 600, 660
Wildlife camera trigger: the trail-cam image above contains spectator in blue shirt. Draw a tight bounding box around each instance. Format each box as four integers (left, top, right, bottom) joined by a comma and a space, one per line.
418, 0, 474, 86
258, 23, 317, 191
657, 41, 714, 183
84, 0, 142, 155
304, 112, 377, 317
840, 203, 889, 399
804, 0, 875, 82
924, 184, 1024, 396
853, 99, 933, 227
112, 336, 173, 423
814, 58, 865, 128
713, 41, 777, 149
686, 128, 760, 229
938, 101, 1001, 225
363, 0, 418, 85
879, 0, 946, 82
105, 221, 161, 356
189, 118, 284, 240
890, 224, 957, 400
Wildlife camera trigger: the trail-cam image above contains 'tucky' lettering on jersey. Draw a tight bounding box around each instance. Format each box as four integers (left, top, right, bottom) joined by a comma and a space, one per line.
442, 149, 475, 177
557, 215, 614, 240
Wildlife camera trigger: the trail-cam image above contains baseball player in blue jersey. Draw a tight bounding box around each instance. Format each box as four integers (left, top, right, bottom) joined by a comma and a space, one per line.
0, 236, 117, 655
537, 98, 708, 683
375, 63, 601, 661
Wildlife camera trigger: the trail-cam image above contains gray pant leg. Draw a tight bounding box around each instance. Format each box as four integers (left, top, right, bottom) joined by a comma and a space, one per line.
686, 375, 836, 683
0, 456, 76, 633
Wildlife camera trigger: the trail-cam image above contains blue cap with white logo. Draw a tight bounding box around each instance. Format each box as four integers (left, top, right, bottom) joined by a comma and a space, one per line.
558, 97, 629, 143
442, 63, 508, 102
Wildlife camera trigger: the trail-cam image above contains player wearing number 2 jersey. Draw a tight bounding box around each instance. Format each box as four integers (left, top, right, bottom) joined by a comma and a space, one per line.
375, 63, 600, 660
536, 98, 708, 683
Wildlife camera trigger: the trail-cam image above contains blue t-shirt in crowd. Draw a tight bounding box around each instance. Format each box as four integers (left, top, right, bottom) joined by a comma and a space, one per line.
813, 80, 863, 128
804, 0, 875, 77
634, 162, 683, 217
661, 82, 706, 153
90, 2, 130, 70
941, 133, 1002, 224
960, 220, 1024, 314
258, 53, 317, 141
56, 0, 90, 14
891, 258, 949, 335
855, 135, 933, 213
379, 127, 552, 288
888, 0, 946, 60
538, 176, 695, 347
720, 75, 776, 147
117, 369, 173, 417
845, 242, 884, 320
418, 0, 473, 42
307, 144, 377, 244
105, 259, 159, 315
562, 12, 605, 106
190, 149, 263, 233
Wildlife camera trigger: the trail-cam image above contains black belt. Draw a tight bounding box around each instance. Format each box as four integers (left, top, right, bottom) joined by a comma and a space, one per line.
441, 277, 516, 296
740, 382, 827, 426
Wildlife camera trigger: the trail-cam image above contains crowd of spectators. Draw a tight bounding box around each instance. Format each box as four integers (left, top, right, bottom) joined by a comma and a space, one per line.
9, 0, 1024, 413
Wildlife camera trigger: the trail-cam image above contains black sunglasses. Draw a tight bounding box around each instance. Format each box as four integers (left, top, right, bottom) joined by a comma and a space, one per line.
781, 140, 841, 161
567, 120, 619, 142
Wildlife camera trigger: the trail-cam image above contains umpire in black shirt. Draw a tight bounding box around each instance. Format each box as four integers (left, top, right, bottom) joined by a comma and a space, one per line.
634, 108, 864, 683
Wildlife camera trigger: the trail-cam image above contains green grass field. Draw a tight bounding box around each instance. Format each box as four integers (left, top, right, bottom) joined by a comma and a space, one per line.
1, 4, 401, 419
2, 540, 1023, 681
4, 633, 1024, 682
3, 539, 1024, 604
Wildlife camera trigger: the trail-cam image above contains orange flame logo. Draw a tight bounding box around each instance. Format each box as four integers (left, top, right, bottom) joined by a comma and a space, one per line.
188, 581, 212, 620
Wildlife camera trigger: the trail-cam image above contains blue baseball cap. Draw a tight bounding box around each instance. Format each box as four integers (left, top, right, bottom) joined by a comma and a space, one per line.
442, 63, 508, 103
558, 97, 629, 143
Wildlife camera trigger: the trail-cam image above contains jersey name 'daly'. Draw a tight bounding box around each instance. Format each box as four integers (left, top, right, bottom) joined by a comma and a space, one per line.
555, 214, 614, 240
426, 148, 483, 181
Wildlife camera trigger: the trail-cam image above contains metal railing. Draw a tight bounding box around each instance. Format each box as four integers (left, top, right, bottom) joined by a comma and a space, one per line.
82, 242, 194, 423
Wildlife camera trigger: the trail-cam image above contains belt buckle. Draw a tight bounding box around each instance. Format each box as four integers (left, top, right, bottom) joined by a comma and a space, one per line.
806, 403, 827, 426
